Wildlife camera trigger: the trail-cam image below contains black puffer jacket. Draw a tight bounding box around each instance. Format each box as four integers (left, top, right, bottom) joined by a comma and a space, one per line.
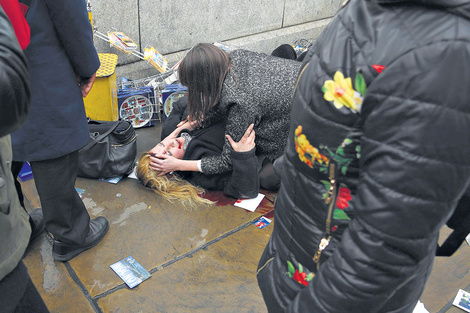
257, 1, 470, 312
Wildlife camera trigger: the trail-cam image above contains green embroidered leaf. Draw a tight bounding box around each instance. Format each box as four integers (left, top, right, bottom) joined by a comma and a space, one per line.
321, 86, 327, 93
355, 72, 367, 96
321, 180, 331, 199
344, 138, 352, 145
287, 261, 295, 275
306, 273, 314, 281
333, 209, 351, 220
321, 180, 330, 189
356, 145, 361, 159
341, 166, 348, 176
298, 263, 303, 274
336, 146, 344, 156
287, 272, 292, 278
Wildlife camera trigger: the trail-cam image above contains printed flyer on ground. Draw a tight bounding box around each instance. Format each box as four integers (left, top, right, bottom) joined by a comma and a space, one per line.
110, 256, 151, 288
453, 289, 470, 312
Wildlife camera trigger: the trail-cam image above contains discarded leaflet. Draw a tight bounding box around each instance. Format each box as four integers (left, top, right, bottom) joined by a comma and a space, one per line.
110, 256, 151, 288
234, 193, 265, 212
254, 216, 272, 229
453, 289, 470, 312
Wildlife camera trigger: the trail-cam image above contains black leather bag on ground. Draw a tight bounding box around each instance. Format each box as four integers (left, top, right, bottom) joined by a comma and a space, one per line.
78, 120, 137, 179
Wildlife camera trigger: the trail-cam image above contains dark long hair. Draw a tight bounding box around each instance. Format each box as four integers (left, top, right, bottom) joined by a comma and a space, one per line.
178, 43, 231, 126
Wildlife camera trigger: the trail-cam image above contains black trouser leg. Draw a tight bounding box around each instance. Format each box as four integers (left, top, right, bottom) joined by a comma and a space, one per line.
11, 161, 25, 209
30, 150, 90, 245
259, 158, 280, 191
11, 162, 38, 238
0, 261, 49, 313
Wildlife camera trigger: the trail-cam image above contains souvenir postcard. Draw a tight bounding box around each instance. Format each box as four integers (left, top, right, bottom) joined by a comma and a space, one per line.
99, 176, 123, 184
108, 31, 137, 54
75, 188, 85, 199
453, 289, 470, 312
110, 256, 151, 288
144, 47, 168, 73
254, 216, 272, 229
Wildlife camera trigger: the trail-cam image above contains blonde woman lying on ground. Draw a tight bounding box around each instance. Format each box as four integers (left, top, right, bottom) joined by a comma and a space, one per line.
137, 122, 259, 209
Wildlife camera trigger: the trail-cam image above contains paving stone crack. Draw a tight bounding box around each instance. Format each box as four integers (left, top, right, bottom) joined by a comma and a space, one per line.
64, 261, 103, 313
92, 213, 267, 301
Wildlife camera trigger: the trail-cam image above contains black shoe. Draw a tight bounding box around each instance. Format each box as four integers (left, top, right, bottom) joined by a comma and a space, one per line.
29, 208, 45, 242
52, 216, 109, 262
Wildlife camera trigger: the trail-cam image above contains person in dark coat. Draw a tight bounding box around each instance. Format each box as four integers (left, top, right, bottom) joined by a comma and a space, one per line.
257, 0, 470, 312
0, 5, 49, 312
10, 0, 109, 262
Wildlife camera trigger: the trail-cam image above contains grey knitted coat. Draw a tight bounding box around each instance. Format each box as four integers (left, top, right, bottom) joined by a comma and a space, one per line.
200, 49, 302, 175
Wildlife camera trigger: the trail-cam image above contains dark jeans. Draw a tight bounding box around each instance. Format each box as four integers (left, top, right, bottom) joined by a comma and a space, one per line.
0, 261, 49, 313
13, 150, 90, 245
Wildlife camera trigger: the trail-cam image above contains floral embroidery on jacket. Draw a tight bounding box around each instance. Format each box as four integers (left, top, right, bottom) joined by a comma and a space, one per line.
321, 181, 352, 221
287, 261, 314, 286
322, 71, 366, 113
294, 125, 329, 169
321, 137, 360, 175
293, 70, 367, 223
294, 129, 358, 176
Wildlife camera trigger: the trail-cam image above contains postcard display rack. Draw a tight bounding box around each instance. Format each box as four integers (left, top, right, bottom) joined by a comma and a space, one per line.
89, 14, 312, 128
92, 27, 184, 128
117, 71, 180, 128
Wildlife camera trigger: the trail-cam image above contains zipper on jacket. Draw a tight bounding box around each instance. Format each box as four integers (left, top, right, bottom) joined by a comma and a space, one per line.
293, 63, 310, 95
313, 161, 337, 269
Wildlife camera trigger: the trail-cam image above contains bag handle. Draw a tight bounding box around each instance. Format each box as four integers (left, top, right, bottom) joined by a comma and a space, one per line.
81, 121, 121, 152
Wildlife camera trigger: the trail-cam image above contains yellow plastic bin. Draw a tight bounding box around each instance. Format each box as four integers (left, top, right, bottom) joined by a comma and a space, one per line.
84, 53, 119, 121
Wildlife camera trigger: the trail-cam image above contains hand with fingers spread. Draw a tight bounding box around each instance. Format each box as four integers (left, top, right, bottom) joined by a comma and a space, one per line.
226, 123, 255, 152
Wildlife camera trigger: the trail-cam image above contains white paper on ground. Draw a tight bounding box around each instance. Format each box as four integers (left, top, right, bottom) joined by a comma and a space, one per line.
412, 301, 430, 313
453, 289, 470, 312
234, 193, 265, 212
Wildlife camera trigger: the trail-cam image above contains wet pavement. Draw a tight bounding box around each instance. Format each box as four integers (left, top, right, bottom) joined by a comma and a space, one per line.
20, 123, 470, 313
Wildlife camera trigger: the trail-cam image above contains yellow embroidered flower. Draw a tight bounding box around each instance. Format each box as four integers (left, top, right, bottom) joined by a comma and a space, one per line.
323, 71, 362, 112
294, 125, 328, 168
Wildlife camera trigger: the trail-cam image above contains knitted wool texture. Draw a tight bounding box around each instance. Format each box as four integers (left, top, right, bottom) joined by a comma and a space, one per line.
200, 49, 302, 175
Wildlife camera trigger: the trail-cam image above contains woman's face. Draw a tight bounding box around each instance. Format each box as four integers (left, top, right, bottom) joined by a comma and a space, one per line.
154, 137, 186, 159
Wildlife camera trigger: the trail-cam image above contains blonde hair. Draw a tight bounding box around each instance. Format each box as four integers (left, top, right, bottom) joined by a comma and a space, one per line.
136, 152, 215, 209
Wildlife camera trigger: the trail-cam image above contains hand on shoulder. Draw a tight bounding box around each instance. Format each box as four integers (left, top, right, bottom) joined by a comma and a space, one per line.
227, 124, 255, 152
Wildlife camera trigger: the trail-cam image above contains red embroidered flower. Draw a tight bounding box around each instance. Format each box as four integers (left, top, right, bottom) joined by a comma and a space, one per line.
292, 269, 309, 286
335, 186, 352, 209
287, 261, 314, 286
